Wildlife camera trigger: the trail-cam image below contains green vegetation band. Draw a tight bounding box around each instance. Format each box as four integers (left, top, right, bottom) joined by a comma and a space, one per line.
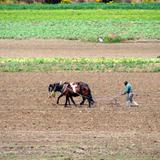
0, 57, 159, 72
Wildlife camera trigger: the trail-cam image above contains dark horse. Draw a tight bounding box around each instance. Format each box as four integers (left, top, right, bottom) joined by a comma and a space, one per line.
48, 81, 94, 107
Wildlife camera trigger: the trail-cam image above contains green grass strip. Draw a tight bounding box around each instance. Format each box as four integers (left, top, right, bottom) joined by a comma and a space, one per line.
0, 3, 160, 10
1, 10, 160, 21
0, 57, 159, 72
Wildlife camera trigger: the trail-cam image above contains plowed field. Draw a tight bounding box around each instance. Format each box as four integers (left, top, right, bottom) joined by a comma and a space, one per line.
0, 72, 160, 159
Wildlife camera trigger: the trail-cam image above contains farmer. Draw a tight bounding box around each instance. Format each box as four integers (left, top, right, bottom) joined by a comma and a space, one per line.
122, 81, 138, 107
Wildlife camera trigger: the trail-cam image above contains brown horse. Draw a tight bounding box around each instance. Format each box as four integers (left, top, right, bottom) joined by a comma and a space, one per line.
48, 81, 94, 107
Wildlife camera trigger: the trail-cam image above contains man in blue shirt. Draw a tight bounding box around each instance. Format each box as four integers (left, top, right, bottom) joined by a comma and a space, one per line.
122, 81, 138, 107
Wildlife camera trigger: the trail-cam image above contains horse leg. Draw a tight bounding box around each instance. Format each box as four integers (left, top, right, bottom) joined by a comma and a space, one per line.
57, 93, 64, 104
80, 97, 86, 106
88, 93, 95, 107
70, 96, 77, 107
87, 99, 95, 108
87, 98, 91, 107
65, 95, 70, 105
65, 96, 69, 107
67, 98, 71, 105
87, 95, 94, 108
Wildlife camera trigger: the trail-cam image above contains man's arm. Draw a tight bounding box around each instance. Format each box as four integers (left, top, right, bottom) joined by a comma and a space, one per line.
121, 92, 126, 95
122, 85, 128, 95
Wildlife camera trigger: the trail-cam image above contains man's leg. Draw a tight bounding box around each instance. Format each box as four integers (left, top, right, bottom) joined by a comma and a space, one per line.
126, 94, 131, 107
129, 93, 139, 107
129, 93, 133, 103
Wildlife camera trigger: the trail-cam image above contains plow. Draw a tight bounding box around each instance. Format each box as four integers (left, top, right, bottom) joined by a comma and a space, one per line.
94, 94, 122, 107
49, 92, 122, 108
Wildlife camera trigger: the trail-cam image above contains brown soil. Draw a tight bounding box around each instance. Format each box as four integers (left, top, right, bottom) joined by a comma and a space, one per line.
0, 39, 160, 58
0, 72, 160, 159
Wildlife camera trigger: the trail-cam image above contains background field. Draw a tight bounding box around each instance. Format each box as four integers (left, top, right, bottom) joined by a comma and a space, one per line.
0, 9, 160, 41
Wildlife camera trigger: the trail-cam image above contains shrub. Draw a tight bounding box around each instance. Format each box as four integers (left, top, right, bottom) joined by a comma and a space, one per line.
101, 0, 112, 3
61, 0, 72, 3
103, 34, 123, 43
0, 0, 16, 4
142, 0, 156, 3
45, 0, 61, 3
95, 0, 102, 2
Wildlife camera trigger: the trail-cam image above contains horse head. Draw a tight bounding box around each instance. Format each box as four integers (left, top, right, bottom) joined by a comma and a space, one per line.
49, 82, 64, 91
